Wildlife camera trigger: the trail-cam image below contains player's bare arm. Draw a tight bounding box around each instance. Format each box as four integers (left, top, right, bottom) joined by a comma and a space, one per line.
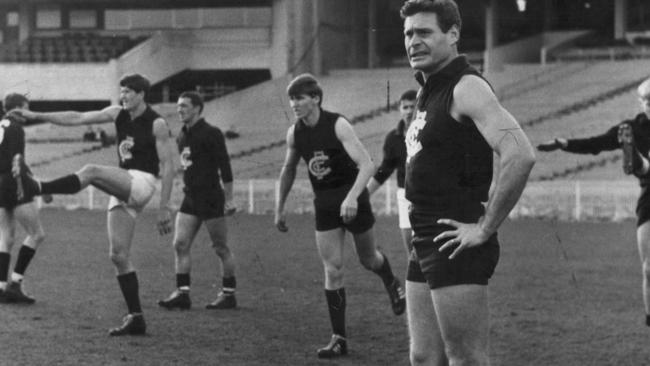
18, 105, 121, 126
366, 177, 382, 196
275, 126, 299, 232
436, 75, 535, 258
154, 117, 174, 235
335, 117, 375, 222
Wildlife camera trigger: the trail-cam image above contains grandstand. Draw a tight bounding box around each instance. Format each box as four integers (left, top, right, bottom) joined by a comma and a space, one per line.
0, 0, 642, 218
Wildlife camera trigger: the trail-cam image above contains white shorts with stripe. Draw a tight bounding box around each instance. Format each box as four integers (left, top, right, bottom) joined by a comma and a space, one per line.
107, 169, 157, 218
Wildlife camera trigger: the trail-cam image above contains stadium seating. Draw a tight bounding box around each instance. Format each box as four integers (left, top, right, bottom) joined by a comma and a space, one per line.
26, 60, 650, 185
0, 33, 146, 63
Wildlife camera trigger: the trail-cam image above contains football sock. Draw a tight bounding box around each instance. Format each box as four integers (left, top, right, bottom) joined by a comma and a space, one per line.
40, 174, 82, 195
176, 273, 190, 291
117, 272, 143, 314
13, 245, 36, 277
646, 314, 650, 327
0, 252, 10, 288
373, 253, 396, 287
222, 276, 236, 295
325, 288, 346, 337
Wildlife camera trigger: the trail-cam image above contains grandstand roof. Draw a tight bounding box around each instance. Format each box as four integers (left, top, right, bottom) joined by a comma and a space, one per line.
0, 0, 270, 7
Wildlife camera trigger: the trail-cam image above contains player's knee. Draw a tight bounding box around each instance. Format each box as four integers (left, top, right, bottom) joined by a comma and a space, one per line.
444, 342, 486, 366
30, 230, 45, 246
109, 248, 128, 267
358, 252, 381, 271
78, 164, 100, 179
323, 262, 344, 281
409, 348, 431, 366
173, 238, 191, 254
212, 241, 230, 257
643, 260, 650, 280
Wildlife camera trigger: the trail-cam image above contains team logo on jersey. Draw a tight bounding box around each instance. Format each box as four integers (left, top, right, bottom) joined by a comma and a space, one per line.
0, 119, 9, 145
180, 147, 192, 170
308, 151, 331, 180
118, 136, 135, 162
405, 111, 426, 164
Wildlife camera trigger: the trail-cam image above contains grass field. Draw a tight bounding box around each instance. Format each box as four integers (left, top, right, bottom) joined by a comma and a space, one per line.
1, 210, 650, 365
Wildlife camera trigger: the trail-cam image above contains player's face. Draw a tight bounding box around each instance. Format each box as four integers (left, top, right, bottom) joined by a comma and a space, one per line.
404, 12, 458, 76
119, 87, 144, 111
289, 94, 319, 120
177, 97, 200, 124
399, 99, 416, 124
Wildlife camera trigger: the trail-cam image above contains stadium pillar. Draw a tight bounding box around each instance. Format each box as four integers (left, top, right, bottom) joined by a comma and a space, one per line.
483, 0, 502, 72
18, 2, 31, 42
271, 0, 291, 77
368, 1, 378, 69
312, 0, 322, 76
614, 0, 628, 40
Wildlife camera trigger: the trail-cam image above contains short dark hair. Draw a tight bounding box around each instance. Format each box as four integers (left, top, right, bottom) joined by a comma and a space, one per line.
3, 93, 28, 112
287, 73, 323, 105
179, 91, 204, 114
119, 73, 150, 95
400, 0, 462, 33
400, 89, 418, 102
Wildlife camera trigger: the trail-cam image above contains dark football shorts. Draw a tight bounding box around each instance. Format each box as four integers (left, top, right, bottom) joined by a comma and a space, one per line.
180, 187, 225, 220
313, 186, 375, 233
637, 186, 650, 227
407, 203, 500, 289
0, 173, 33, 209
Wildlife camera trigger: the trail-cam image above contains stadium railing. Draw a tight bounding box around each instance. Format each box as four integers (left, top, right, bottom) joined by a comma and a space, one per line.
35, 179, 639, 222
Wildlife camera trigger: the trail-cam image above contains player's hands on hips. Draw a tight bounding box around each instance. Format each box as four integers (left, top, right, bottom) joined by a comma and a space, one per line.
537, 138, 567, 152
157, 208, 173, 235
340, 196, 358, 224
275, 210, 288, 232
434, 218, 491, 259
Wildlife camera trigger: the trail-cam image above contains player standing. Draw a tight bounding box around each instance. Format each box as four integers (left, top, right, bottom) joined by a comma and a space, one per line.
158, 91, 238, 310
538, 77, 650, 328
400, 1, 535, 364
274, 74, 406, 359
17, 74, 176, 336
367, 89, 418, 256
0, 93, 47, 304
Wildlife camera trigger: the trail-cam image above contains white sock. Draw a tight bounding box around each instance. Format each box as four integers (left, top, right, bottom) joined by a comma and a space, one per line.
0, 281, 6, 291
178, 286, 190, 292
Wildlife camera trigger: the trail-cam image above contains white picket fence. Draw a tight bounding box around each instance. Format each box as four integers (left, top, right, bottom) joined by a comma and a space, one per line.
37, 179, 641, 222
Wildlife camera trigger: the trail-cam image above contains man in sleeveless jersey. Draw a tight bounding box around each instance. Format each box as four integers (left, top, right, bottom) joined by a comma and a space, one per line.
367, 89, 418, 257
16, 74, 176, 336
274, 74, 406, 359
401, 1, 535, 365
538, 77, 650, 328
0, 93, 48, 304
158, 91, 238, 311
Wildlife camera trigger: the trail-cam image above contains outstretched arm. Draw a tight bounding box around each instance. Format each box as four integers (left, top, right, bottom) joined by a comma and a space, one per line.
18, 105, 121, 126
436, 75, 535, 259
275, 126, 300, 232
537, 125, 620, 154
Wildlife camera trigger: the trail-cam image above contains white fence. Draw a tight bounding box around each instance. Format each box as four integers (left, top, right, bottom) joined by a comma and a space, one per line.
37, 179, 641, 222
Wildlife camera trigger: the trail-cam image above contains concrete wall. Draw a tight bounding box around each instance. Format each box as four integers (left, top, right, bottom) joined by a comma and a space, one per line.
485, 30, 592, 71
114, 28, 272, 95
0, 63, 115, 101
